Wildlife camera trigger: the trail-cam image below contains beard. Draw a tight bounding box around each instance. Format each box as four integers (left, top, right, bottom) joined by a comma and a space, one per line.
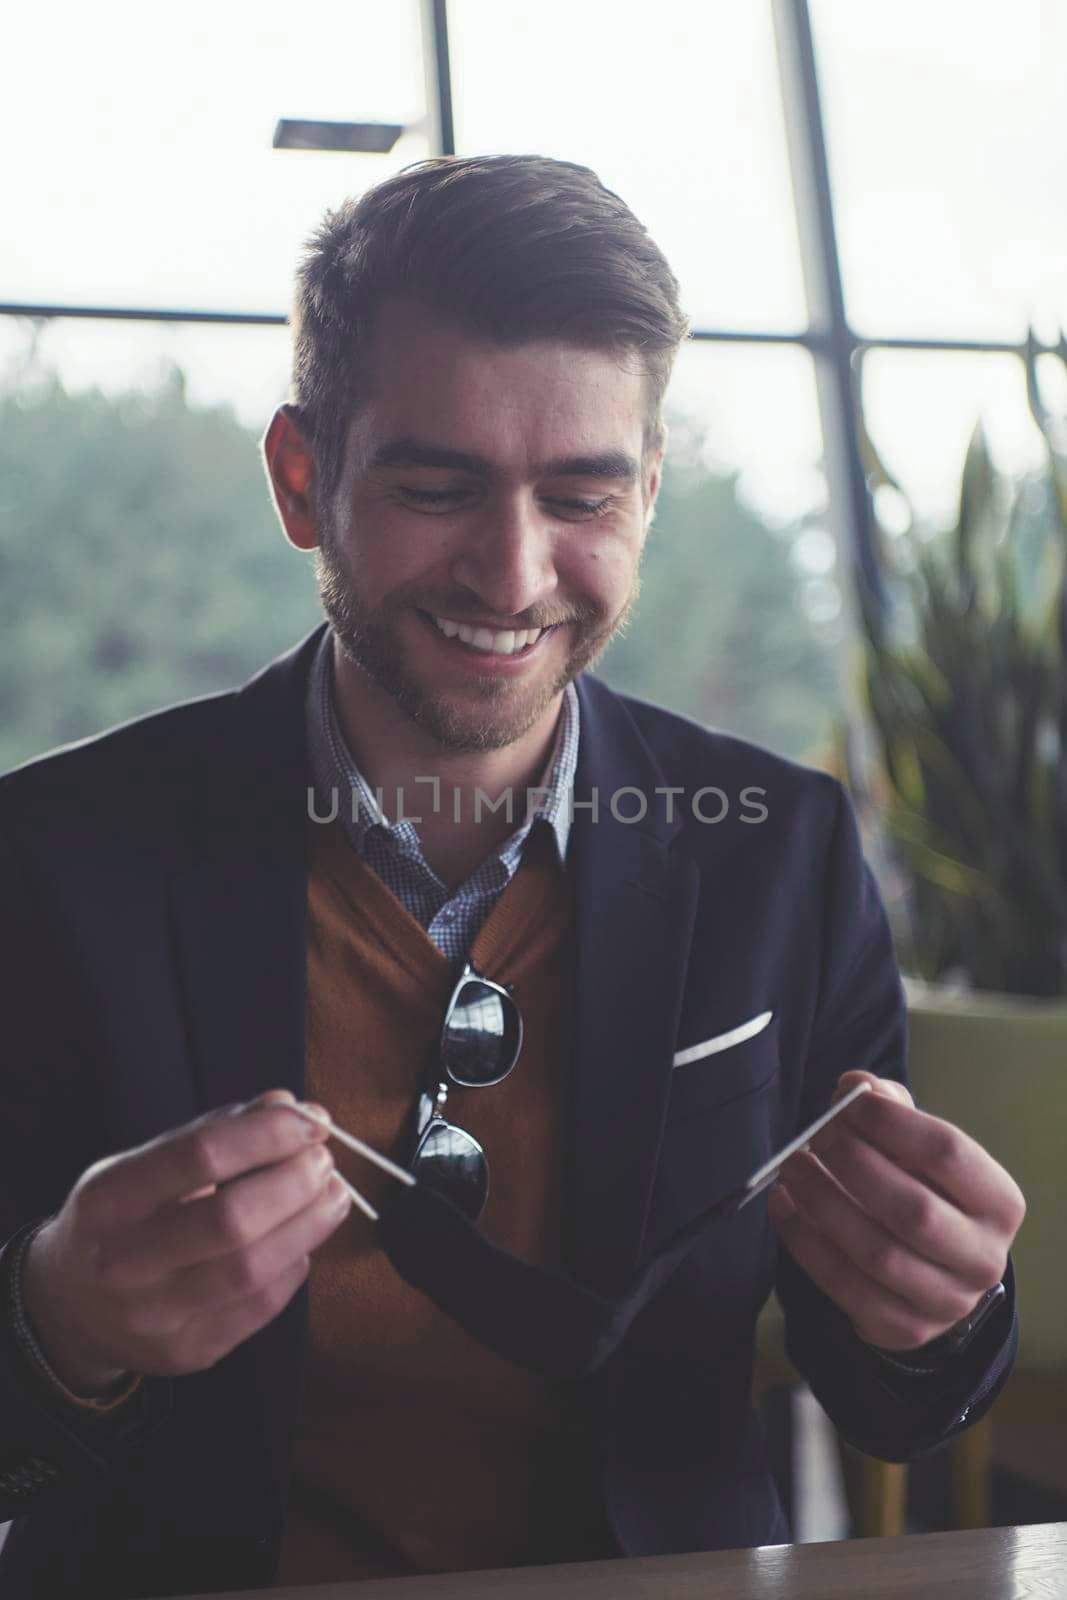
313, 528, 642, 754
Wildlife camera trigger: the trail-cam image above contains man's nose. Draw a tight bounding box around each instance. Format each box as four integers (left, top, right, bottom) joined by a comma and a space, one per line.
448, 497, 558, 621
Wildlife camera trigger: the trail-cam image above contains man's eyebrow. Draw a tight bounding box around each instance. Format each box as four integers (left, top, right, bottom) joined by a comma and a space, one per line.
367, 438, 640, 485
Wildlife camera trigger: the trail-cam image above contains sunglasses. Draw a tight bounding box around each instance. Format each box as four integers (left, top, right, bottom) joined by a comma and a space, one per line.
287, 962, 521, 1224
406, 960, 524, 1221
290, 1084, 875, 1380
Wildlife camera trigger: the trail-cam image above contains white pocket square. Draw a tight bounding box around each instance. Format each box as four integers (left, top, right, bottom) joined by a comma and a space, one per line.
672, 1010, 773, 1068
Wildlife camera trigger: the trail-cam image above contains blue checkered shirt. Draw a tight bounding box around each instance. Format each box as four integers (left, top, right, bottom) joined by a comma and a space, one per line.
305, 627, 579, 963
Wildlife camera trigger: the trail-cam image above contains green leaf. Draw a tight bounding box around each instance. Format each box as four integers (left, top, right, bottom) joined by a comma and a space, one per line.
852, 337, 1067, 994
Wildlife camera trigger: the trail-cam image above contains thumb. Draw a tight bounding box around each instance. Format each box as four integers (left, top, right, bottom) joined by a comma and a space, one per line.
832, 1069, 913, 1109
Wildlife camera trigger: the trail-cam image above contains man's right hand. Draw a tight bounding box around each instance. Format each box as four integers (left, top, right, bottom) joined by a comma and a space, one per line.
20, 1089, 351, 1395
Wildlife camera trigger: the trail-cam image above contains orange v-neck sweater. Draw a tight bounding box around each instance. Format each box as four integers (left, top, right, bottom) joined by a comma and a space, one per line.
275, 815, 614, 1586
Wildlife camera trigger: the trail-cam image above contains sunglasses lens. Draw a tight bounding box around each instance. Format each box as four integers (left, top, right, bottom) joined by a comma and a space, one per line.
413, 1118, 489, 1221
442, 978, 522, 1087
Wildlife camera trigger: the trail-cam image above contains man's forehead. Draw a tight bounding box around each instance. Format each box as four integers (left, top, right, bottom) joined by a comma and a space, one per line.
360, 295, 646, 401
343, 301, 650, 482
360, 435, 642, 486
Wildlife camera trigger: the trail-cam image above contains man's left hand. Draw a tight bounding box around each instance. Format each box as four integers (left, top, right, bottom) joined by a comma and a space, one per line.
766, 1070, 1026, 1351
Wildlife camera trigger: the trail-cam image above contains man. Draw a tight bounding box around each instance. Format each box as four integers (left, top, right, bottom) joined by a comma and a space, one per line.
0, 155, 1024, 1597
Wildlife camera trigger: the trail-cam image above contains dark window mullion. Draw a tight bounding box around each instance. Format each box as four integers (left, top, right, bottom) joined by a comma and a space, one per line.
771, 0, 880, 610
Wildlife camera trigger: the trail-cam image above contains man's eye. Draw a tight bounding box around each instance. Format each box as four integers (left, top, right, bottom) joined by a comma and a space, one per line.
399, 489, 466, 506
552, 498, 614, 516
398, 488, 614, 516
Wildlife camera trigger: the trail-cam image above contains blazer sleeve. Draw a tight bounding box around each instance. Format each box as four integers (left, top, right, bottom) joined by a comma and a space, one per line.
0, 812, 173, 1526
773, 780, 1019, 1463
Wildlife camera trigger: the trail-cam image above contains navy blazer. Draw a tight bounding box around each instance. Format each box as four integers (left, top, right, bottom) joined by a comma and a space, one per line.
0, 623, 1017, 1597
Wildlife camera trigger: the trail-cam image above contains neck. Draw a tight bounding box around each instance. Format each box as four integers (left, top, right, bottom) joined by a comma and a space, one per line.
330, 639, 564, 888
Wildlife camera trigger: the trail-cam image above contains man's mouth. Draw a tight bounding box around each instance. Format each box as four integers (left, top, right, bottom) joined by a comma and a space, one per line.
419, 611, 557, 658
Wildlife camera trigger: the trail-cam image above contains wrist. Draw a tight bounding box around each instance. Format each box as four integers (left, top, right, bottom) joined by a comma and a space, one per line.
19, 1223, 129, 1397
865, 1282, 1007, 1374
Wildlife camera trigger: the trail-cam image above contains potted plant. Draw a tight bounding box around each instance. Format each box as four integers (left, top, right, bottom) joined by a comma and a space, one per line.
846, 329, 1067, 1386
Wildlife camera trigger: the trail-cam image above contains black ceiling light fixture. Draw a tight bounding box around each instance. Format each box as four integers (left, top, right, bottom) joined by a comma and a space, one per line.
272, 119, 405, 154
272, 3, 453, 160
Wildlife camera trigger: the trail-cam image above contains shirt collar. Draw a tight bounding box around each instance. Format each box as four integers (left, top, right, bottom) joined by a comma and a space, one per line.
305, 626, 579, 867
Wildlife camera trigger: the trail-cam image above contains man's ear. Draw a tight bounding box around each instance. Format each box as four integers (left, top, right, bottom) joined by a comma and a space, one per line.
645, 427, 668, 530
262, 405, 321, 552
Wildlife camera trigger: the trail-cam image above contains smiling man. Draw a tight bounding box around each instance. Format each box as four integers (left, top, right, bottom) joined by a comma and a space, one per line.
267, 291, 661, 886
0, 155, 1023, 1598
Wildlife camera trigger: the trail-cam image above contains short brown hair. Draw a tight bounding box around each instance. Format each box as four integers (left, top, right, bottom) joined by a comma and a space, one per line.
289, 153, 690, 504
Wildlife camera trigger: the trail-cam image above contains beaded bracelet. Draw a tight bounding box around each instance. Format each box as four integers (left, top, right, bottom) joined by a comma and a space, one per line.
4, 1220, 143, 1414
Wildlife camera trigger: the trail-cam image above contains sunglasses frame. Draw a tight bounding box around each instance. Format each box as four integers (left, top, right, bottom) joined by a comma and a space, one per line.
438, 960, 524, 1088
410, 961, 524, 1218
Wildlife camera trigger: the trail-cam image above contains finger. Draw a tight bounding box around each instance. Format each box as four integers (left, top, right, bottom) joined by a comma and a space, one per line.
810, 1130, 1004, 1291
179, 1169, 353, 1316
82, 1100, 332, 1226
111, 1139, 337, 1282
779, 1149, 986, 1322
251, 1090, 333, 1119
771, 1193, 951, 1350
832, 1070, 913, 1109
833, 1090, 1025, 1229
288, 1104, 415, 1188
161, 1252, 313, 1377
177, 1098, 304, 1204
808, 1073, 912, 1158
249, 1088, 298, 1109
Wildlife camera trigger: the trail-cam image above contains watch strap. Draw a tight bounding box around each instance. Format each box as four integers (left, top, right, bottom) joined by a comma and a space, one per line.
868, 1281, 1007, 1374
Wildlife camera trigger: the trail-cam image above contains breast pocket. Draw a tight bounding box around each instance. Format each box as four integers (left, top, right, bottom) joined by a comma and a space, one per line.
666, 1017, 781, 1121
652, 1019, 781, 1249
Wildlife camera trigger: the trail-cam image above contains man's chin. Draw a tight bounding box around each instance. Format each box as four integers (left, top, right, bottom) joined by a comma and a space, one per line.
396, 678, 563, 754
324, 590, 615, 752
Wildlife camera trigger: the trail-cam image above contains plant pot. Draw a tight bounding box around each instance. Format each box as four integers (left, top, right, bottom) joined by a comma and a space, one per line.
904, 977, 1067, 1374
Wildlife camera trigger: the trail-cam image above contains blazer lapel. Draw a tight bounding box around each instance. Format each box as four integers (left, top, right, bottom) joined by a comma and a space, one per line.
167, 624, 328, 1117
565, 676, 700, 1293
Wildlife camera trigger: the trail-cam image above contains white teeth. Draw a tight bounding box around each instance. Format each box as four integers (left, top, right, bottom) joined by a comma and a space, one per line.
431, 616, 544, 654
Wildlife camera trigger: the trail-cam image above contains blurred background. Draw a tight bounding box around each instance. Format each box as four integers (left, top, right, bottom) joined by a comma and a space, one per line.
2, 0, 1064, 1552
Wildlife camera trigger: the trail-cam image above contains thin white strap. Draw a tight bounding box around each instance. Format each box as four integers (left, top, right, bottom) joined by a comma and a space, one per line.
289, 1102, 416, 1224
290, 1103, 415, 1186
336, 1174, 379, 1222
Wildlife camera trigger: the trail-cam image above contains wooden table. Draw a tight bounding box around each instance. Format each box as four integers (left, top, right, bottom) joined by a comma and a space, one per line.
180, 1522, 1067, 1599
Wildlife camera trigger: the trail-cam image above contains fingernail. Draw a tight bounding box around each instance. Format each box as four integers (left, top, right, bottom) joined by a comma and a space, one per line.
296, 1102, 332, 1127
244, 1089, 297, 1111
310, 1143, 334, 1174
